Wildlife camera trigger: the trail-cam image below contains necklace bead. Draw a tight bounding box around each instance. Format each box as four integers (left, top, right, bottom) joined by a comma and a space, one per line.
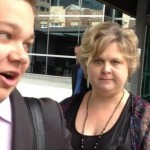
80, 91, 125, 150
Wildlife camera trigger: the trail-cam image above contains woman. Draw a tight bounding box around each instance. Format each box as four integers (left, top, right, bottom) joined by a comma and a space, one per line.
0, 0, 72, 149
61, 22, 150, 150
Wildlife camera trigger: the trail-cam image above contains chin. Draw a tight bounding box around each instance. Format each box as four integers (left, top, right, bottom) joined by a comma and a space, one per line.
99, 86, 113, 90
99, 87, 115, 93
101, 89, 112, 92
0, 96, 8, 102
0, 87, 15, 102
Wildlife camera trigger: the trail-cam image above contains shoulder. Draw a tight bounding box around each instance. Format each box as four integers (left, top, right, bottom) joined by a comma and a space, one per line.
25, 97, 62, 121
132, 94, 150, 115
132, 95, 150, 111
60, 93, 84, 114
36, 97, 73, 150
25, 97, 59, 108
132, 94, 150, 119
37, 97, 59, 108
131, 95, 150, 139
24, 97, 66, 137
72, 63, 80, 71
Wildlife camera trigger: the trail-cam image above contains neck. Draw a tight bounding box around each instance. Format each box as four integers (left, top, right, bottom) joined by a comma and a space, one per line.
80, 90, 126, 150
89, 89, 128, 108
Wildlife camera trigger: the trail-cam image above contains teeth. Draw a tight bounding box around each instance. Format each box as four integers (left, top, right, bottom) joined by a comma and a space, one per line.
0, 73, 15, 79
5, 73, 14, 76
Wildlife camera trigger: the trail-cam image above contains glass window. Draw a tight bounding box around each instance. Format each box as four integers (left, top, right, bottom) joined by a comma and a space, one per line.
30, 0, 135, 77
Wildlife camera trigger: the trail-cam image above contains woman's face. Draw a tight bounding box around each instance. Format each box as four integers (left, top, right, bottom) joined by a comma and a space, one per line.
87, 42, 129, 94
0, 0, 34, 101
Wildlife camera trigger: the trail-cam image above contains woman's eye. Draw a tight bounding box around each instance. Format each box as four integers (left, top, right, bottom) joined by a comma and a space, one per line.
93, 59, 103, 64
112, 60, 120, 65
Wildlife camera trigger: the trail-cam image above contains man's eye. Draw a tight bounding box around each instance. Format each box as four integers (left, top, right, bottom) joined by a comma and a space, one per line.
0, 33, 11, 40
23, 43, 33, 52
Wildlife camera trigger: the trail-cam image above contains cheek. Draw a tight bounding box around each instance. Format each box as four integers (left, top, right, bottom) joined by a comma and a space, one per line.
26, 60, 30, 69
23, 59, 30, 72
87, 65, 98, 78
122, 66, 129, 76
0, 46, 9, 58
116, 68, 129, 82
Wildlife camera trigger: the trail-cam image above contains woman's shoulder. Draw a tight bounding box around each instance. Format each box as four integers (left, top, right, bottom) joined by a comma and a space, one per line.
60, 93, 84, 113
132, 94, 150, 109
132, 95, 150, 146
131, 94, 150, 122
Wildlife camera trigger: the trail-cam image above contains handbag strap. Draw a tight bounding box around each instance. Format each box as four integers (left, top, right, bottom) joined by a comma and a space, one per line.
24, 97, 45, 150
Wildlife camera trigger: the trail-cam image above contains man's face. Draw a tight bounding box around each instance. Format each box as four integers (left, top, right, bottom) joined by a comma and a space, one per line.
0, 0, 34, 101
74, 45, 81, 63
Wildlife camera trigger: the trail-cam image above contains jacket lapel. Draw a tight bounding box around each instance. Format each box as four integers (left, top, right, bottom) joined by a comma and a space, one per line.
10, 89, 34, 150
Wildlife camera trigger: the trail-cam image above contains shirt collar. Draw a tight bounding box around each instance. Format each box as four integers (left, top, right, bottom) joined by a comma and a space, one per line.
0, 97, 12, 123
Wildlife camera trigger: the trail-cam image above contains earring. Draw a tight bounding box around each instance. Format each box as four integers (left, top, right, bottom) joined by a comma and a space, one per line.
87, 76, 90, 88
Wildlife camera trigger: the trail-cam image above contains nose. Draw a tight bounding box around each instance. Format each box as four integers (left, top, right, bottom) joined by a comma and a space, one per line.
8, 43, 29, 65
101, 63, 111, 73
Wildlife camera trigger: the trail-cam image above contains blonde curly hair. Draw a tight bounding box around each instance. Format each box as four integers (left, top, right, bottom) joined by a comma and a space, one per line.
80, 21, 140, 77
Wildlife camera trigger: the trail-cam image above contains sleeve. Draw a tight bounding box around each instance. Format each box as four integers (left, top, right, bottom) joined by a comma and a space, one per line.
60, 97, 72, 114
57, 103, 73, 150
38, 98, 73, 150
141, 104, 150, 149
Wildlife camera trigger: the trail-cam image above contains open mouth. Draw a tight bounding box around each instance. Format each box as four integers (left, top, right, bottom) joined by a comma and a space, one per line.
0, 73, 15, 80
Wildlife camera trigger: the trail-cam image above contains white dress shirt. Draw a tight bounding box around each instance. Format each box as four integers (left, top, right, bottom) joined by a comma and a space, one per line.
0, 97, 12, 150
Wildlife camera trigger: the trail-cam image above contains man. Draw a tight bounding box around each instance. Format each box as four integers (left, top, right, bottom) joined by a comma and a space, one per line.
0, 0, 72, 150
72, 44, 90, 95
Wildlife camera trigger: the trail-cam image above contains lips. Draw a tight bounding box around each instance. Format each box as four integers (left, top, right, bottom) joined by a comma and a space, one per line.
99, 78, 112, 80
0, 73, 15, 80
99, 78, 113, 84
0, 71, 19, 87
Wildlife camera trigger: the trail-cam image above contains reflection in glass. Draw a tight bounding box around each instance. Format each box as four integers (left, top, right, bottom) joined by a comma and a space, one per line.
31, 0, 135, 76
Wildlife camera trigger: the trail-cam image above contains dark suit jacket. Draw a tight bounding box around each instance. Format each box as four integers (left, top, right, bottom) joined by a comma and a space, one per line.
10, 89, 73, 150
72, 63, 91, 94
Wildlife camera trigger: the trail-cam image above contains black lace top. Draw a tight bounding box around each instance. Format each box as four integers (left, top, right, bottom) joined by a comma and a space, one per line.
62, 93, 132, 150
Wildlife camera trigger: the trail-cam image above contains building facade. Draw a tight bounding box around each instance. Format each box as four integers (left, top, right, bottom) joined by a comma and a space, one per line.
28, 0, 135, 78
